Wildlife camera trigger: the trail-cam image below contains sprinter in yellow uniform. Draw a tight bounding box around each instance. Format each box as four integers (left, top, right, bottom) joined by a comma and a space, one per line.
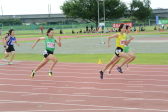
99, 24, 131, 79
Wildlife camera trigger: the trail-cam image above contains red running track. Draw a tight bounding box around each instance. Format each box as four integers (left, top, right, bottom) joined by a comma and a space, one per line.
0, 61, 168, 112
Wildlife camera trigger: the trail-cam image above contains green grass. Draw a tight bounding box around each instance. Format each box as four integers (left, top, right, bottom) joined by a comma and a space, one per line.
0, 53, 167, 65
1, 25, 168, 35
1, 28, 167, 39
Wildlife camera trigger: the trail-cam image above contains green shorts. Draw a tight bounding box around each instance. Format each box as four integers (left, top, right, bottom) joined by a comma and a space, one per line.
123, 46, 130, 53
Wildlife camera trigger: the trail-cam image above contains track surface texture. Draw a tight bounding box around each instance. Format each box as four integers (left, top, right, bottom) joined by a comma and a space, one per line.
0, 61, 168, 112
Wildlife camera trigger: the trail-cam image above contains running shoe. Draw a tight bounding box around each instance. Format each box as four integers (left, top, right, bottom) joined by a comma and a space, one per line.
99, 70, 104, 79
8, 62, 13, 65
125, 64, 129, 70
30, 70, 35, 78
108, 70, 112, 76
117, 67, 123, 73
2, 59, 7, 62
48, 71, 52, 76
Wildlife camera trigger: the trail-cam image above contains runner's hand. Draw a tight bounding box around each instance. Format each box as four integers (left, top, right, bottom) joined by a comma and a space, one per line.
31, 45, 35, 49
130, 36, 134, 40
58, 37, 61, 41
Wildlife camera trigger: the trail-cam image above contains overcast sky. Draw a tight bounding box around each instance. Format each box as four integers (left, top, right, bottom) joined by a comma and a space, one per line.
0, 0, 167, 15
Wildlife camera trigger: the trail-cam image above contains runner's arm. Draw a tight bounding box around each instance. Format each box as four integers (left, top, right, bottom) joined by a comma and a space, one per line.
55, 37, 61, 47
15, 40, 20, 46
2, 35, 7, 46
107, 34, 118, 47
125, 35, 133, 46
32, 37, 46, 49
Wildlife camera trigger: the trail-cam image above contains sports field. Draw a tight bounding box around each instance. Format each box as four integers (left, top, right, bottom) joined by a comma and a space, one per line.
0, 27, 168, 111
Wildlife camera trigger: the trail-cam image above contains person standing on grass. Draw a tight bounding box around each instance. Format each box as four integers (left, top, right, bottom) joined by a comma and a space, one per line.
99, 24, 131, 79
40, 26, 44, 34
31, 28, 61, 78
2, 33, 10, 61
0, 28, 2, 36
4, 29, 20, 65
108, 25, 135, 75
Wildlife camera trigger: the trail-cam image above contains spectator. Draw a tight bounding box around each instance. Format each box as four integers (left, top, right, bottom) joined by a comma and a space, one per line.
162, 24, 164, 30
92, 29, 96, 33
91, 25, 93, 31
79, 29, 82, 33
154, 26, 157, 30
112, 28, 116, 32
105, 28, 110, 33
166, 23, 168, 29
40, 26, 44, 34
141, 27, 145, 31
0, 28, 1, 36
83, 30, 86, 33
86, 25, 88, 32
134, 27, 136, 31
60, 29, 63, 34
88, 29, 91, 33
72, 30, 75, 34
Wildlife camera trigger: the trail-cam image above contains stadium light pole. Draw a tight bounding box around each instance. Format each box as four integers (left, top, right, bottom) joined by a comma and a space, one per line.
97, 0, 105, 29
1, 6, 3, 34
97, 0, 99, 29
103, 0, 105, 30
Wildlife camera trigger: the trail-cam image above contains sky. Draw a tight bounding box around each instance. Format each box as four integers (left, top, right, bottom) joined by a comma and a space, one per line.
0, 0, 167, 15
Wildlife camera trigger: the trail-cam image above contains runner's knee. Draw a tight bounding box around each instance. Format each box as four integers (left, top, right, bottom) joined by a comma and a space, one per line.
126, 55, 131, 60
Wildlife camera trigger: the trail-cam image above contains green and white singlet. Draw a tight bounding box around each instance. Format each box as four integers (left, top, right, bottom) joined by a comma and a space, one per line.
45, 36, 56, 52
123, 33, 130, 53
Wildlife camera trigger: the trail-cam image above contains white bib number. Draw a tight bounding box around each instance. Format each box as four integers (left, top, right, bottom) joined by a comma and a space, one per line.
120, 40, 125, 45
11, 41, 15, 45
47, 42, 55, 48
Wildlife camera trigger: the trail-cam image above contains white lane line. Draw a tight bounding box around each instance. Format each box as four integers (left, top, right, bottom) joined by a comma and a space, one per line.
125, 92, 143, 94
65, 100, 85, 102
32, 88, 48, 90
21, 93, 39, 96
41, 83, 56, 85
2, 76, 168, 83
1, 90, 168, 102
1, 100, 168, 112
127, 86, 143, 88
2, 109, 168, 112
3, 65, 168, 69
1, 80, 168, 91
73, 93, 90, 95
128, 81, 143, 83
1, 71, 168, 77
124, 98, 144, 101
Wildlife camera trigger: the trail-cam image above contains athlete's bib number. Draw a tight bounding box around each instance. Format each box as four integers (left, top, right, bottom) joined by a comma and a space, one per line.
11, 41, 15, 45
47, 42, 55, 48
120, 40, 125, 45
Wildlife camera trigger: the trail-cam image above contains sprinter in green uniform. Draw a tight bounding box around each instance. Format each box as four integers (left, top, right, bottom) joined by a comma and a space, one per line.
30, 28, 62, 78
108, 25, 136, 75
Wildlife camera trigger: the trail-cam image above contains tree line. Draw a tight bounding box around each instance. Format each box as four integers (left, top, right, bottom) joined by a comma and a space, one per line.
60, 0, 152, 28
0, 18, 22, 26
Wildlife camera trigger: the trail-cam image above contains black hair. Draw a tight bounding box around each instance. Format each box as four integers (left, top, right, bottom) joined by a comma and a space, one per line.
9, 29, 14, 35
126, 25, 130, 29
118, 24, 125, 32
47, 28, 54, 36
6, 33, 10, 36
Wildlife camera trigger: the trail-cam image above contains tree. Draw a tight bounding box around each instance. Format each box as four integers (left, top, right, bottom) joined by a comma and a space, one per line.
60, 0, 127, 28
0, 18, 22, 26
130, 0, 152, 28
